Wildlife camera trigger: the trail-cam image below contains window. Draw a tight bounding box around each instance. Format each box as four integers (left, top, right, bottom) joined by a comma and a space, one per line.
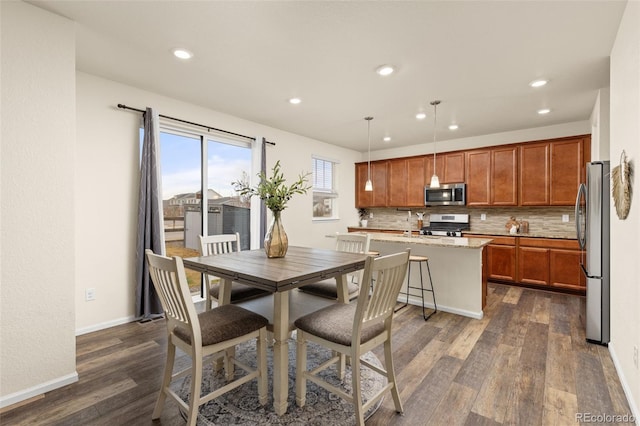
312, 156, 339, 219
142, 125, 253, 295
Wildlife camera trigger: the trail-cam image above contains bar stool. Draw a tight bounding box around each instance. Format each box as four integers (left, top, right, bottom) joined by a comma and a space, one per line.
394, 255, 437, 320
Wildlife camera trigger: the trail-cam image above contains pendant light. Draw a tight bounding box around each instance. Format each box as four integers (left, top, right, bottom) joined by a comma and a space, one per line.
430, 100, 441, 188
364, 116, 374, 191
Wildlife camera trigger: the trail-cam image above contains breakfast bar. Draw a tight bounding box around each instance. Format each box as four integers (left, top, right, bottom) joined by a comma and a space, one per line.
358, 233, 493, 319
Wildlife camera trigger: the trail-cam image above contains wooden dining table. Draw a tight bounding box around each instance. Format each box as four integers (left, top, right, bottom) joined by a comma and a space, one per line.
183, 245, 368, 415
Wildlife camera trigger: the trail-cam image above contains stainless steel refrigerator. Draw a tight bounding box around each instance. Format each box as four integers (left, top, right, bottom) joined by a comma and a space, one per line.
575, 161, 610, 345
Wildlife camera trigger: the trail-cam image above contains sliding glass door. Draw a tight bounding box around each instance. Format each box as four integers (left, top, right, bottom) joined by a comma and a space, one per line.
150, 127, 253, 295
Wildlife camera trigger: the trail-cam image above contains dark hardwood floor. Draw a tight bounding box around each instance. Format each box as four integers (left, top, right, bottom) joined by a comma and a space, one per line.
1, 283, 632, 425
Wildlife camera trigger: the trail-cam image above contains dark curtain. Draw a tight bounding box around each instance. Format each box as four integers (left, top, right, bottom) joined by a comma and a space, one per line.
259, 137, 267, 248
135, 107, 164, 319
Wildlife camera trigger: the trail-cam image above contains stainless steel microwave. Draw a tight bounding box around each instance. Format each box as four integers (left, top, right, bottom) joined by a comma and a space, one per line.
424, 183, 466, 206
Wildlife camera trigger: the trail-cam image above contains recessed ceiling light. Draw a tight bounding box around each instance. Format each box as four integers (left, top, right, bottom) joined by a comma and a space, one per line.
448, 124, 459, 130
172, 48, 193, 60
289, 98, 301, 105
383, 136, 391, 142
537, 108, 551, 115
529, 79, 548, 88
416, 112, 427, 120
376, 65, 395, 76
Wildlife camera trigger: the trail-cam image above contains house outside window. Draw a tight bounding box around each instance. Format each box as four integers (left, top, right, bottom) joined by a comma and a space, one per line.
312, 156, 339, 220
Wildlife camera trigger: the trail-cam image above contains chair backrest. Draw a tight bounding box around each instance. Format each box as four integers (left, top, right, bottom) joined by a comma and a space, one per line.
199, 233, 241, 256
335, 233, 371, 285
334, 233, 371, 254
145, 249, 201, 345
353, 249, 410, 341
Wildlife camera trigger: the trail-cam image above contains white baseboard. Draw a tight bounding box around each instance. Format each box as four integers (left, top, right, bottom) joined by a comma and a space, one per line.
0, 372, 78, 410
75, 315, 136, 336
608, 342, 640, 424
399, 295, 484, 320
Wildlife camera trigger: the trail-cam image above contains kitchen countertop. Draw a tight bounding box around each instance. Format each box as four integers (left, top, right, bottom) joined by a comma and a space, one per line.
350, 232, 493, 249
348, 226, 577, 240
462, 230, 577, 240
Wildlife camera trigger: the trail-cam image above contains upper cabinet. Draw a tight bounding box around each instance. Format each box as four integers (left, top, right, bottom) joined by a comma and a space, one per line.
407, 157, 427, 206
426, 152, 465, 184
356, 161, 388, 208
520, 136, 588, 206
355, 134, 589, 208
465, 149, 491, 205
388, 157, 427, 207
550, 138, 585, 205
519, 142, 550, 205
388, 158, 409, 207
466, 146, 518, 206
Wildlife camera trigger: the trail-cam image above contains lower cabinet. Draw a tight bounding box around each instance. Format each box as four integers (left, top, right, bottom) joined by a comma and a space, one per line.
467, 234, 585, 293
486, 236, 517, 281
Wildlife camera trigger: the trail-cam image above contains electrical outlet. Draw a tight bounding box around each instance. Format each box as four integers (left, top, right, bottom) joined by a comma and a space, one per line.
562, 214, 569, 223
369, 212, 373, 219
481, 214, 486, 221
634, 345, 638, 369
85, 288, 96, 301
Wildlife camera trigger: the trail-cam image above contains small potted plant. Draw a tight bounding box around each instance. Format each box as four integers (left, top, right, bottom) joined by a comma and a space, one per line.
358, 208, 369, 228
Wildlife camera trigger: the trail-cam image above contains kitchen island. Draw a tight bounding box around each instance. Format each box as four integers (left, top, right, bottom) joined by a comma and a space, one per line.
353, 232, 493, 319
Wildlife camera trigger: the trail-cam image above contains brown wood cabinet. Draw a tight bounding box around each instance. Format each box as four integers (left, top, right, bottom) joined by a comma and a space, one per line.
425, 152, 465, 184
443, 152, 465, 183
465, 150, 491, 205
491, 146, 518, 205
485, 236, 517, 282
549, 248, 585, 290
354, 134, 588, 209
387, 157, 426, 207
407, 157, 427, 206
519, 142, 549, 205
355, 161, 388, 208
465, 146, 518, 206
550, 138, 584, 205
519, 136, 588, 206
518, 237, 585, 291
387, 158, 408, 207
517, 246, 550, 285
466, 234, 585, 293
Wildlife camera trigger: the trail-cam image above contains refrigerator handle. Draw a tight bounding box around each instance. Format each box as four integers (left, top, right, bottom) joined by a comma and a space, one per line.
575, 183, 586, 250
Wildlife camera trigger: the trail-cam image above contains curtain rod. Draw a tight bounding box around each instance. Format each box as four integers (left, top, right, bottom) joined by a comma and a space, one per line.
117, 104, 276, 146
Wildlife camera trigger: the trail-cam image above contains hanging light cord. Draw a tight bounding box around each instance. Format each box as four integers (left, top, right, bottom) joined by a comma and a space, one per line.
432, 100, 439, 173
366, 116, 373, 182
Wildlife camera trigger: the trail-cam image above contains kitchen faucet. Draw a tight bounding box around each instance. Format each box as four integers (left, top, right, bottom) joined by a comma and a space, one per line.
396, 208, 412, 238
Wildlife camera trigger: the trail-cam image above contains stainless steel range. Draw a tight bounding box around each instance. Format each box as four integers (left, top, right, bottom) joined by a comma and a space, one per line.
420, 214, 470, 237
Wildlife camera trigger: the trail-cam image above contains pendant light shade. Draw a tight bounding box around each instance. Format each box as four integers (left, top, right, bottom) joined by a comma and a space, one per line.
430, 100, 441, 189
364, 116, 373, 191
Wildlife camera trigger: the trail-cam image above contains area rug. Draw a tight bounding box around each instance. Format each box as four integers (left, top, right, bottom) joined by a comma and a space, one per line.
173, 334, 385, 425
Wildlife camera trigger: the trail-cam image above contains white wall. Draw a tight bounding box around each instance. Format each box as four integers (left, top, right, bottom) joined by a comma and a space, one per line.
75, 72, 363, 332
609, 0, 640, 418
369, 120, 591, 161
0, 1, 77, 406
590, 88, 611, 161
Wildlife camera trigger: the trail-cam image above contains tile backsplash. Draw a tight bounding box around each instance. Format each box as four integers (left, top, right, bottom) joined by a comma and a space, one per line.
360, 206, 576, 236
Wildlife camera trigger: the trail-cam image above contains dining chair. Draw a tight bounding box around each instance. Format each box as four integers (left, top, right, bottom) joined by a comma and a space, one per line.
199, 233, 270, 309
294, 249, 410, 426
299, 232, 372, 300
145, 249, 269, 426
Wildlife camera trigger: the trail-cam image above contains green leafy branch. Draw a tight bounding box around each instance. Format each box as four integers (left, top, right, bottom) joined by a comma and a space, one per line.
232, 160, 311, 213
